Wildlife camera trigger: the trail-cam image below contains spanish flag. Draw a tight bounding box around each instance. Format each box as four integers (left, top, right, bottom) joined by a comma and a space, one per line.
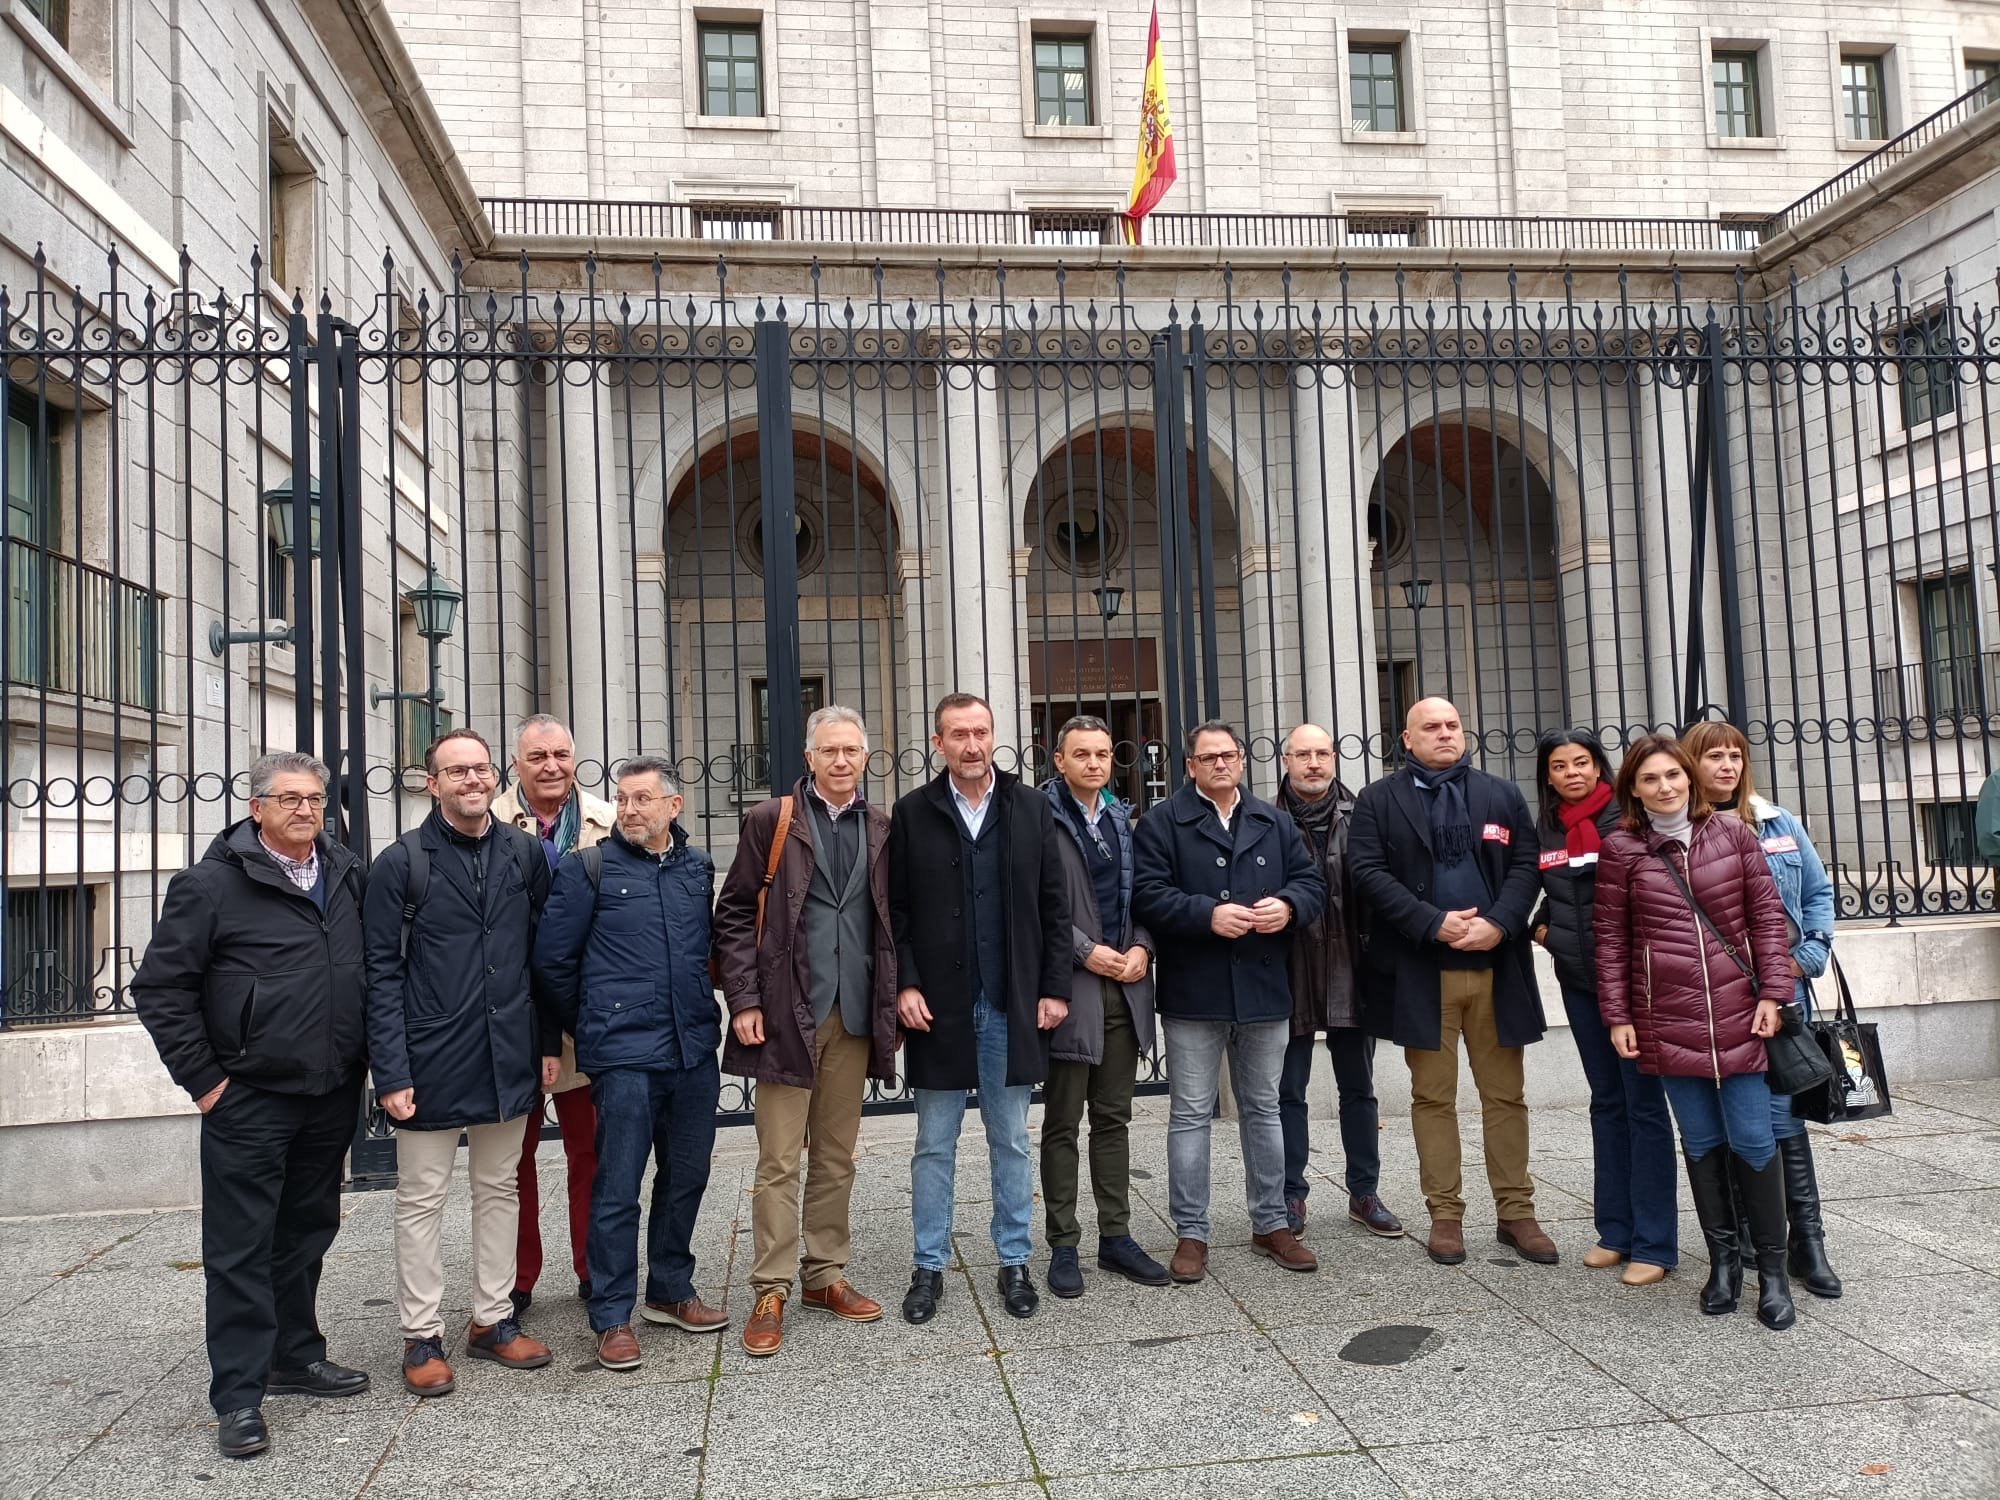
1122, 3, 1177, 245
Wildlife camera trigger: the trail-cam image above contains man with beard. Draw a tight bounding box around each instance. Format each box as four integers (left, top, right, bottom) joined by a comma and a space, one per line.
532, 757, 728, 1369
1274, 724, 1405, 1241
363, 729, 556, 1396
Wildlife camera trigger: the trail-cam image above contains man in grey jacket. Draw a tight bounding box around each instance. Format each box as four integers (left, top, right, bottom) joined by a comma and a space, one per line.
1038, 716, 1171, 1296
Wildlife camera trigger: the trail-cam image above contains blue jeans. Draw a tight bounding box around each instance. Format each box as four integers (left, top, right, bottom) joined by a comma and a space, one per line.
586, 1060, 720, 1332
1661, 1071, 1778, 1169
1163, 1016, 1290, 1240
911, 997, 1034, 1270
1278, 1026, 1381, 1200
1561, 986, 1679, 1269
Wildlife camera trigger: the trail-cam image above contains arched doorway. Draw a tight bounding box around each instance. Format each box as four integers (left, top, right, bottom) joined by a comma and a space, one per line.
1021, 427, 1242, 805
661, 428, 901, 841
1368, 421, 1562, 750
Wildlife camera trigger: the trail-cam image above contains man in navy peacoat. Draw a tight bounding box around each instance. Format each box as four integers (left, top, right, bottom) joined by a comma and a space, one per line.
1131, 721, 1325, 1286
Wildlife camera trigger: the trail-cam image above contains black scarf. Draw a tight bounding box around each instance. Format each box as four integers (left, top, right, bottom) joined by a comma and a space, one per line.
1277, 777, 1338, 852
1410, 754, 1476, 868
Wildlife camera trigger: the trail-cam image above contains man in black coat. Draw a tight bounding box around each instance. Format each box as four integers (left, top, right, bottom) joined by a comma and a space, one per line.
888, 693, 1070, 1325
363, 728, 556, 1398
1347, 697, 1554, 1269
1131, 721, 1326, 1286
133, 751, 372, 1460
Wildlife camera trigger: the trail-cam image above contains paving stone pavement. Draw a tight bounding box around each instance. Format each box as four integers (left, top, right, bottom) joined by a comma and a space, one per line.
2, 1081, 1998, 1499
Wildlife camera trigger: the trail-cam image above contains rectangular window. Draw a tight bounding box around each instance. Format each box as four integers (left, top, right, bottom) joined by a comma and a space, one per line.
1029, 211, 1110, 247
1919, 572, 1981, 717
1350, 44, 1404, 133
699, 24, 763, 118
694, 204, 779, 241
1377, 659, 1415, 746
1717, 216, 1766, 252
1346, 212, 1426, 249
1922, 800, 1980, 867
1712, 50, 1762, 137
396, 296, 425, 433
21, 0, 70, 44
745, 676, 824, 797
266, 120, 316, 292
1900, 307, 1958, 429
1841, 53, 1886, 141
1032, 34, 1092, 127
2, 883, 96, 1024
1967, 55, 2000, 109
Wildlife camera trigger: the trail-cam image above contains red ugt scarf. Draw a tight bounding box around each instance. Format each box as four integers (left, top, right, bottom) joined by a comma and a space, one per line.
1557, 780, 1615, 859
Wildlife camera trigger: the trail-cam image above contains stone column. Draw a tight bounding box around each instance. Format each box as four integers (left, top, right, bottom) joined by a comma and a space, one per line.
1291, 360, 1378, 784
935, 366, 1021, 751
542, 362, 631, 768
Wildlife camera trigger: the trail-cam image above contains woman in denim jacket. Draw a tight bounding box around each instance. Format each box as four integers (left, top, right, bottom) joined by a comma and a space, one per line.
1683, 721, 1842, 1300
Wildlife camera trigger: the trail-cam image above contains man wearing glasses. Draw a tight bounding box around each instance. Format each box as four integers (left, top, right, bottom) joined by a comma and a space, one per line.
489, 714, 617, 1317
363, 729, 557, 1396
134, 752, 372, 1459
533, 756, 728, 1370
1274, 724, 1404, 1242
1132, 721, 1325, 1284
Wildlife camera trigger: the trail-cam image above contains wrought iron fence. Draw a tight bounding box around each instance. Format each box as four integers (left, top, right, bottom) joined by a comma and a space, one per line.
4, 246, 1999, 1078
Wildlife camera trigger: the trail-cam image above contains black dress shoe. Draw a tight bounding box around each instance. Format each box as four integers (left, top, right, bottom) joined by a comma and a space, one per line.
510, 1287, 532, 1318
1096, 1235, 1171, 1287
265, 1359, 371, 1399
902, 1268, 944, 1325
217, 1407, 269, 1458
997, 1265, 1038, 1320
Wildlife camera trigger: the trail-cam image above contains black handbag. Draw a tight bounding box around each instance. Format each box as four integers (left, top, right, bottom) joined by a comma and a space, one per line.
1792, 954, 1893, 1123
1765, 1001, 1838, 1097
1652, 849, 1834, 1095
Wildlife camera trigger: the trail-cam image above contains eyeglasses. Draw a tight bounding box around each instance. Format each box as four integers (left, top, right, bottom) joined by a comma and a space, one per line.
433, 762, 498, 784
1192, 751, 1241, 768
263, 792, 326, 812
616, 792, 673, 810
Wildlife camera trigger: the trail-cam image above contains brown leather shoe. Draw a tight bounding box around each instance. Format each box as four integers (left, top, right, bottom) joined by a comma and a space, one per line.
1497, 1217, 1560, 1265
1426, 1220, 1467, 1265
1250, 1228, 1319, 1273
402, 1337, 456, 1396
741, 1292, 785, 1357
465, 1318, 552, 1370
640, 1294, 729, 1333
1168, 1237, 1208, 1283
596, 1324, 643, 1370
801, 1280, 883, 1323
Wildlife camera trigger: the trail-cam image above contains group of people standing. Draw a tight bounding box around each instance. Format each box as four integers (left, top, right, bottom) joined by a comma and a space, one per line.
130, 690, 1843, 1461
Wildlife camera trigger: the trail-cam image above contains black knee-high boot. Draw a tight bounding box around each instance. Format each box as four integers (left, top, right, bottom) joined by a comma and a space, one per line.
1778, 1134, 1842, 1299
1683, 1149, 1743, 1315
1733, 1150, 1797, 1331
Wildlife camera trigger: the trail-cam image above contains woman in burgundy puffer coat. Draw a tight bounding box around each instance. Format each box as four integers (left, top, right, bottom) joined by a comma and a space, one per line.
1594, 734, 1797, 1330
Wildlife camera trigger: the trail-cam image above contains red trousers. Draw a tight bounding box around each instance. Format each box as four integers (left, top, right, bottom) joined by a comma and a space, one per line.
513, 1086, 598, 1293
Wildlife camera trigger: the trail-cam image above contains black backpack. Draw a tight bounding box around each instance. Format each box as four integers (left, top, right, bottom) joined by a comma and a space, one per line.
396, 824, 547, 958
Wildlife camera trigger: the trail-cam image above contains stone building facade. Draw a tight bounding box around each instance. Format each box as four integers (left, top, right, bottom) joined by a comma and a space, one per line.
5, 0, 2000, 1210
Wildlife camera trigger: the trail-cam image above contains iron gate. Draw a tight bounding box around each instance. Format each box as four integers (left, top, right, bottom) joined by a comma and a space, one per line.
5, 249, 2000, 1152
